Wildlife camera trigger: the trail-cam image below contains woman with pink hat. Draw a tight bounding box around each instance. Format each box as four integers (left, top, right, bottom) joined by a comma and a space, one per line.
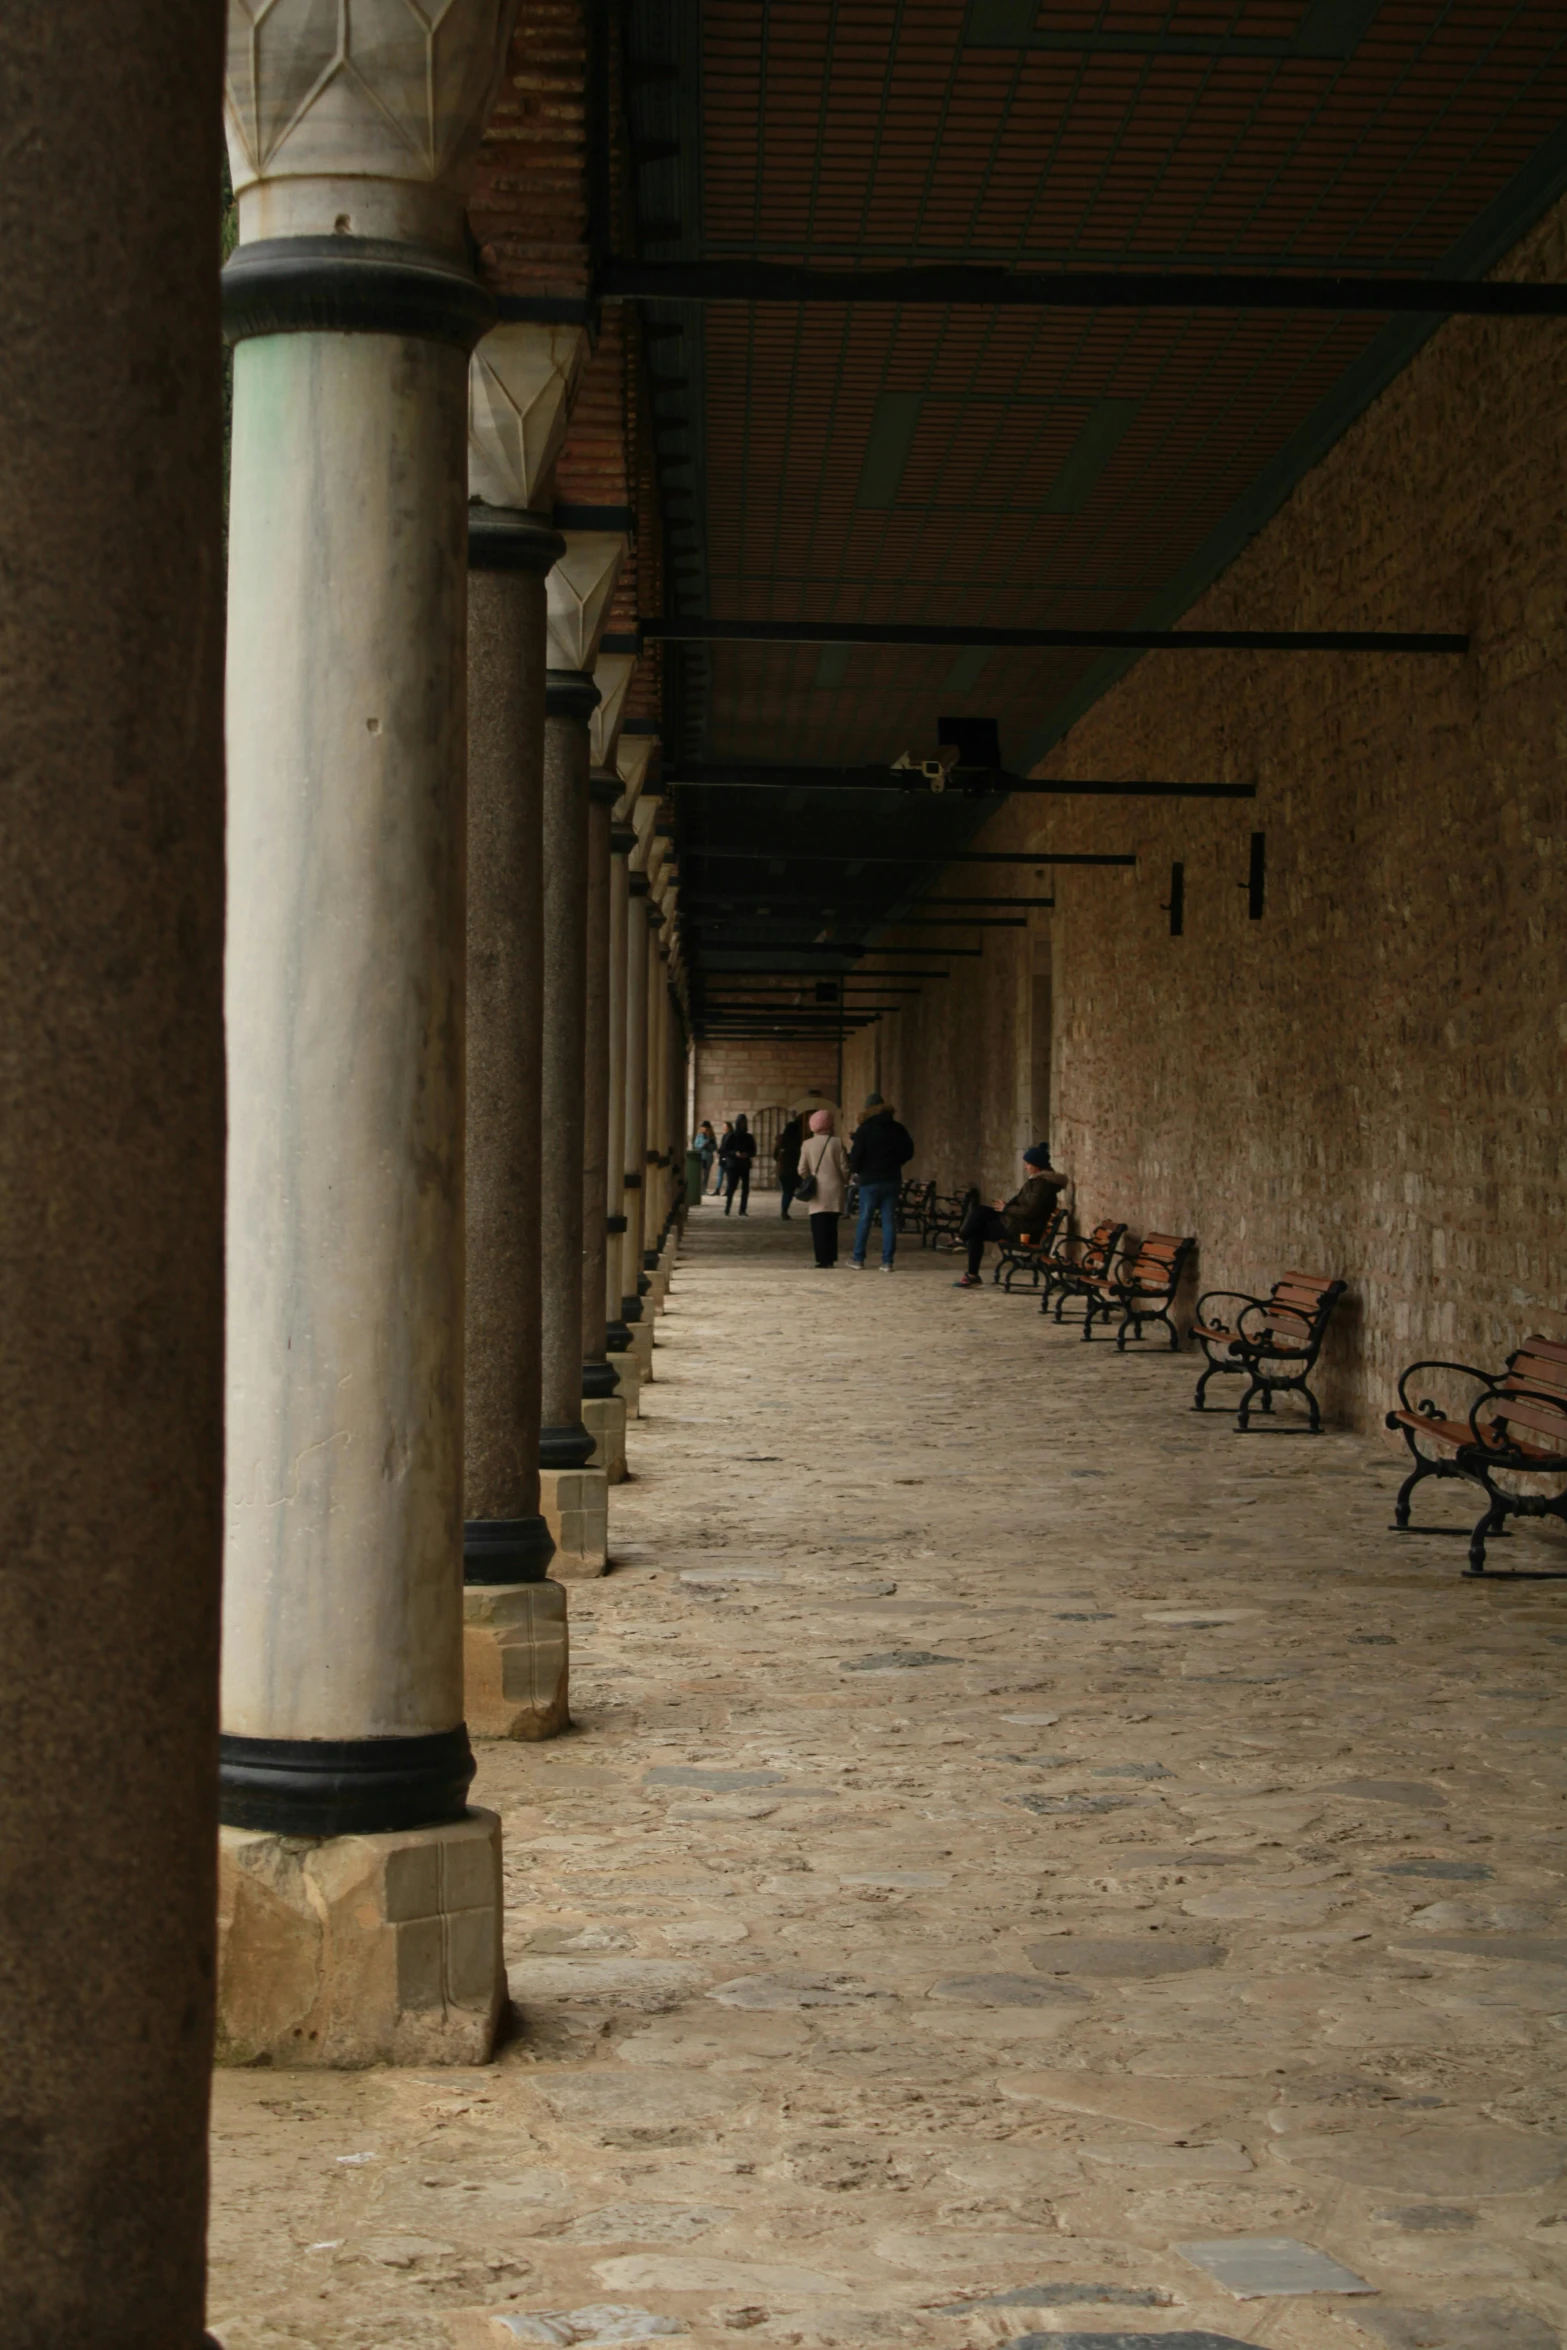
795, 1107, 851, 1267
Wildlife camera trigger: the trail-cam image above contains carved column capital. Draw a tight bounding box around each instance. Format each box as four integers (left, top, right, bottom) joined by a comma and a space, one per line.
469, 323, 589, 510
546, 532, 627, 674
224, 0, 520, 250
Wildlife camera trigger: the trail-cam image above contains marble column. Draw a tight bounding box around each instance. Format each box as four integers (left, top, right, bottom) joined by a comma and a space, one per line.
605, 811, 634, 1367
622, 868, 652, 1348
460, 319, 584, 1739
539, 531, 624, 1570
580, 771, 626, 1481
0, 3, 224, 2331
218, 0, 519, 2068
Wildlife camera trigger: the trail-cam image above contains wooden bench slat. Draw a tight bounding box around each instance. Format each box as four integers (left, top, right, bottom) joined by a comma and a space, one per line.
1494, 1395, 1567, 1446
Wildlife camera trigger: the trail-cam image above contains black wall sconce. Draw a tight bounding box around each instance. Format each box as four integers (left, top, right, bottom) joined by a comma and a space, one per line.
1240, 831, 1265, 919
1161, 860, 1185, 936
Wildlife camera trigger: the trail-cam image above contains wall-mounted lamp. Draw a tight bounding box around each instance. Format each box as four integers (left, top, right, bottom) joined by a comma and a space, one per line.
1161, 859, 1185, 937
1240, 831, 1265, 920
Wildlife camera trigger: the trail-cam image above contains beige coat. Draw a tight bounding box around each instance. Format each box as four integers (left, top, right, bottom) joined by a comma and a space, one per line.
797, 1131, 850, 1215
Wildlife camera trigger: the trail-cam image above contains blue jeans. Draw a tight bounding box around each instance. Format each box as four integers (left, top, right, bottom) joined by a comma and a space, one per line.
854, 1180, 899, 1265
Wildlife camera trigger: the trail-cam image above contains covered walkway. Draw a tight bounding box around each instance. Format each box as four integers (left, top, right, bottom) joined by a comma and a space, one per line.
209, 1206, 1566, 2349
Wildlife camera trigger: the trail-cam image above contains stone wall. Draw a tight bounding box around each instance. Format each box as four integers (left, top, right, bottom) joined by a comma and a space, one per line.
693, 1039, 842, 1133
846, 196, 1567, 1433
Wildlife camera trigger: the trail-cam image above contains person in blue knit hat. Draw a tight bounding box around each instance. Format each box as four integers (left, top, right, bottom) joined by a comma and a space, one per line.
953, 1145, 1067, 1288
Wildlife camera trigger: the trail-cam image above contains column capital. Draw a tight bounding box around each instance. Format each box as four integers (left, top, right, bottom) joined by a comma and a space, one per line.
467, 503, 564, 573
545, 669, 600, 726
225, 0, 520, 251
469, 321, 588, 509
589, 651, 636, 769
546, 532, 627, 673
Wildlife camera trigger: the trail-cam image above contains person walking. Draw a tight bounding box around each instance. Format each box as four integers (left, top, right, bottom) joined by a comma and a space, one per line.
711, 1120, 734, 1194
848, 1092, 914, 1270
721, 1113, 756, 1215
795, 1107, 850, 1266
953, 1145, 1068, 1287
774, 1112, 805, 1218
693, 1120, 718, 1196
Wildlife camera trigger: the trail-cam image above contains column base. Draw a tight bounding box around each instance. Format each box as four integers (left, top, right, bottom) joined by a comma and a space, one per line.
464, 1581, 569, 1740
539, 1464, 608, 1577
583, 1392, 628, 1482
615, 1352, 642, 1420
216, 1810, 505, 2070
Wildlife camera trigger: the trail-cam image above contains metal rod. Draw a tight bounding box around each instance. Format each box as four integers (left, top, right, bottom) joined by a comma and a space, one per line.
647, 618, 1466, 654
601, 258, 1567, 317
692, 849, 1134, 866
672, 765, 1256, 797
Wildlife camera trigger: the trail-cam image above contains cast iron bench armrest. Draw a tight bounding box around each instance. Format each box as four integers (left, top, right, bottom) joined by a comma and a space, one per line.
1387, 1358, 1500, 1424
1466, 1385, 1567, 1464
1194, 1288, 1266, 1334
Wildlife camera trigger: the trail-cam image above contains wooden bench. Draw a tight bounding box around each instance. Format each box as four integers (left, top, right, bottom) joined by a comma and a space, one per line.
1041, 1220, 1129, 1323
1387, 1334, 1567, 1576
1081, 1233, 1197, 1349
1192, 1272, 1346, 1431
919, 1185, 977, 1251
898, 1177, 936, 1237
994, 1207, 1068, 1291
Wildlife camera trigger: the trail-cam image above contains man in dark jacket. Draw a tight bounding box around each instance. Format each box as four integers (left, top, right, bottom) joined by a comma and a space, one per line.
775, 1114, 805, 1218
953, 1145, 1068, 1287
847, 1094, 915, 1269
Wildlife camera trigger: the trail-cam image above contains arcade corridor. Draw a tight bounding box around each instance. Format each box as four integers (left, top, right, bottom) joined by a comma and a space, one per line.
207, 1209, 1567, 2350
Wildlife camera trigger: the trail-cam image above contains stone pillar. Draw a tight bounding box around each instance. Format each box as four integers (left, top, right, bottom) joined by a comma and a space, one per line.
538, 670, 603, 1572
460, 319, 584, 1740
580, 771, 626, 1482
606, 813, 633, 1357
623, 870, 652, 1354
218, 0, 518, 2069
0, 5, 224, 2332
464, 508, 569, 1739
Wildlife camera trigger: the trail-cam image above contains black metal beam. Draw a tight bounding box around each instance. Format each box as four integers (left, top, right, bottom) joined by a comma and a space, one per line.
693, 849, 1133, 867
672, 765, 1254, 797
601, 258, 1567, 317
647, 618, 1466, 654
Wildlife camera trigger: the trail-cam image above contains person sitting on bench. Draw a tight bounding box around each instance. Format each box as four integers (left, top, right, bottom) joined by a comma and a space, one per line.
954, 1146, 1068, 1288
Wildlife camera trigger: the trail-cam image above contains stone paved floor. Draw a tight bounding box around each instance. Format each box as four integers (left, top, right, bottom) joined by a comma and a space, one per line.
210, 1205, 1567, 2350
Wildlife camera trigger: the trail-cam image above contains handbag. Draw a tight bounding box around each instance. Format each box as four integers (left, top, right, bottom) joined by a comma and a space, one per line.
793, 1140, 821, 1203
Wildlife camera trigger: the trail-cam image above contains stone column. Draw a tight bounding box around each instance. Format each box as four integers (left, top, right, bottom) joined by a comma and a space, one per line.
580, 771, 626, 1482
622, 868, 652, 1365
0, 5, 224, 2332
218, 0, 518, 2069
461, 321, 584, 1742
538, 671, 602, 1571
605, 811, 634, 1370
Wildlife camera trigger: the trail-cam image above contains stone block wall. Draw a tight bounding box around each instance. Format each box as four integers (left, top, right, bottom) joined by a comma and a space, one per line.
693, 1040, 841, 1133
845, 197, 1567, 1433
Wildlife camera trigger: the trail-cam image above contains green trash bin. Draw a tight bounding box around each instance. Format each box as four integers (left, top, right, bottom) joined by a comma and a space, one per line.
684, 1148, 704, 1205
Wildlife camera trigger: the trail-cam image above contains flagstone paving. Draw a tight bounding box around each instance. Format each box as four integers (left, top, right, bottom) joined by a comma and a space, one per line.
208, 1207, 1567, 2350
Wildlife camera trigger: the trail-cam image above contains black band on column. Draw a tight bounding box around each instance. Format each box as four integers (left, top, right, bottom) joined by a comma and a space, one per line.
468, 506, 565, 574
611, 824, 637, 855
464, 1515, 556, 1585
589, 772, 621, 804
582, 1360, 621, 1398
606, 1319, 632, 1350
637, 1272, 652, 1295
622, 1294, 644, 1323
628, 872, 651, 898
643, 1249, 661, 1271
646, 905, 665, 929
545, 670, 600, 724
540, 1419, 596, 1469
607, 1213, 628, 1234
218, 1724, 476, 1837
222, 236, 496, 351
623, 1170, 642, 1189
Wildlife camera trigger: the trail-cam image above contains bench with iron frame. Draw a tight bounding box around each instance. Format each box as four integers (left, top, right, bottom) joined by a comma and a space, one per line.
898, 1177, 936, 1237
1192, 1272, 1346, 1431
994, 1207, 1068, 1291
1042, 1219, 1129, 1324
920, 1185, 978, 1251
1081, 1232, 1197, 1349
1387, 1335, 1567, 1576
